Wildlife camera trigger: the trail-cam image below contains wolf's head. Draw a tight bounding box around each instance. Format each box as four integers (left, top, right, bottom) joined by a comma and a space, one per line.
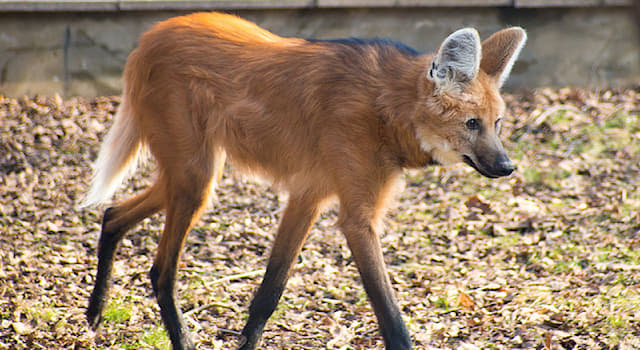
415, 27, 526, 178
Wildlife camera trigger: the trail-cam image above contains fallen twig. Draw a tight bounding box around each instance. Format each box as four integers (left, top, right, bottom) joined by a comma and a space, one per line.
205, 269, 265, 287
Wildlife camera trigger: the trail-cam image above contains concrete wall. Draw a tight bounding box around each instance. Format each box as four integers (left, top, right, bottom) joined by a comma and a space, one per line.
0, 6, 638, 97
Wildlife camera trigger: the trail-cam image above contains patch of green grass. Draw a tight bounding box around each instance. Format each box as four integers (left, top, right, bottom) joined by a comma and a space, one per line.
561, 299, 577, 313
548, 110, 574, 125
619, 192, 640, 220
431, 295, 451, 310
605, 111, 639, 130
355, 289, 370, 308
549, 257, 589, 274
617, 250, 640, 264
142, 326, 171, 350
605, 315, 628, 330
522, 167, 542, 184
584, 112, 640, 157
270, 296, 295, 321
29, 306, 57, 325
121, 340, 142, 349
614, 273, 639, 286
604, 117, 625, 129
54, 317, 70, 334
583, 287, 640, 343
103, 299, 133, 324
594, 246, 640, 265
551, 260, 574, 274
495, 234, 520, 248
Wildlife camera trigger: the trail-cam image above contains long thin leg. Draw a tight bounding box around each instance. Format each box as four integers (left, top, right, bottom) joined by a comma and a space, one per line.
238, 193, 321, 350
334, 165, 412, 349
150, 173, 213, 350
340, 217, 411, 349
87, 180, 165, 329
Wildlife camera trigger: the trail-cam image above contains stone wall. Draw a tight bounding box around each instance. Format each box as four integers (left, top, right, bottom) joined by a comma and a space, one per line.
0, 6, 638, 97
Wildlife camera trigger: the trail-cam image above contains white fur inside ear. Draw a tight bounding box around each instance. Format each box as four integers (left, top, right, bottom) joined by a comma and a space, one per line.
429, 28, 481, 88
497, 27, 527, 87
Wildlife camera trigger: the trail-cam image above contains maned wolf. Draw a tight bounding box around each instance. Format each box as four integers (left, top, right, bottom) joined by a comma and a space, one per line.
81, 12, 526, 350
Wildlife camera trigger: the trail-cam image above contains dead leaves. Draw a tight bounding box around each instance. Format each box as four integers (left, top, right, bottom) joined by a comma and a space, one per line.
457, 291, 475, 311
1, 88, 640, 349
464, 195, 492, 215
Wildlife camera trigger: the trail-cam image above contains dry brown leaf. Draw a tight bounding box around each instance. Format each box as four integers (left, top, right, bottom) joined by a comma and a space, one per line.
464, 195, 492, 214
458, 291, 475, 311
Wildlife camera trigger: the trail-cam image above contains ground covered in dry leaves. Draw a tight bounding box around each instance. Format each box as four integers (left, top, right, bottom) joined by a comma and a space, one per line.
1, 88, 639, 350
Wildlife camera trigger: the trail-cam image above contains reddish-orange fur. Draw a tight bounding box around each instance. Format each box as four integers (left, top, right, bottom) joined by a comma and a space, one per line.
84, 12, 526, 350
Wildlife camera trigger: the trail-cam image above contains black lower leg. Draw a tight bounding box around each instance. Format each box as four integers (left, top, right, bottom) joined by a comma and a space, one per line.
237, 194, 319, 349
150, 265, 195, 350
379, 309, 411, 349
238, 273, 286, 349
86, 207, 124, 329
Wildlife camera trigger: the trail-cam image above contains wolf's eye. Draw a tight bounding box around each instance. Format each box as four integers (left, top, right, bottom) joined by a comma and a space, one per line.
466, 118, 480, 131
495, 118, 503, 135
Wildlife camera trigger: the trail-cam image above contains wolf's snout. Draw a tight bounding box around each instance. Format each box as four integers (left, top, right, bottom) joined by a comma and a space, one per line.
464, 153, 515, 178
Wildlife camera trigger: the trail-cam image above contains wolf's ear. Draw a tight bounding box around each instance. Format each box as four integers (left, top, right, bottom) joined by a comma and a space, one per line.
480, 27, 527, 88
428, 28, 481, 92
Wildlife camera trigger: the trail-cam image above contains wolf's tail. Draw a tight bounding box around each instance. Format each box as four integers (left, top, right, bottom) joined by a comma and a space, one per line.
79, 98, 144, 208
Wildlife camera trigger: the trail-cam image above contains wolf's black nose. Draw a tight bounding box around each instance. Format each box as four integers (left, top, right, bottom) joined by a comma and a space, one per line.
496, 158, 515, 176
